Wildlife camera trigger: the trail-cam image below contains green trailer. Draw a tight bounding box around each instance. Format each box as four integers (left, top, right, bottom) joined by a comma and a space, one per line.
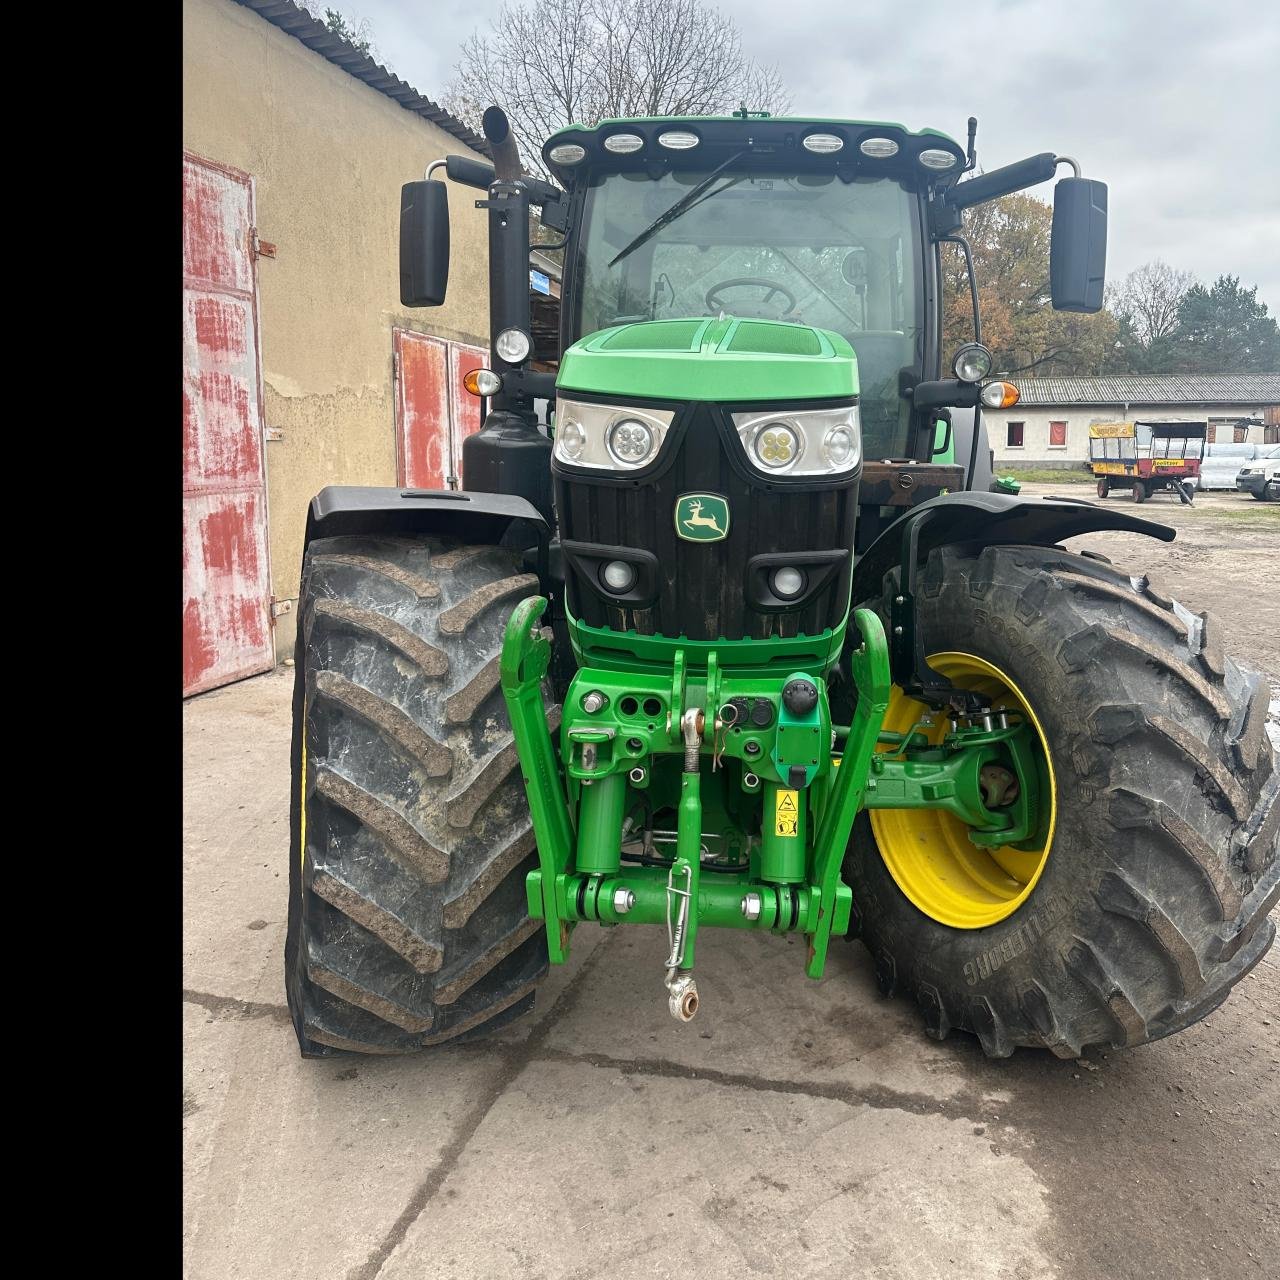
284, 108, 1278, 1059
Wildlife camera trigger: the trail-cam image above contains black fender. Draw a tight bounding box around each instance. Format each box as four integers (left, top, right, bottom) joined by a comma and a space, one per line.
304, 485, 549, 552
851, 489, 1174, 605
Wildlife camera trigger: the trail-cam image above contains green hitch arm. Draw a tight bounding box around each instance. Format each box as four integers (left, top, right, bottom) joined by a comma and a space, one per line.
499, 596, 576, 964
805, 607, 891, 979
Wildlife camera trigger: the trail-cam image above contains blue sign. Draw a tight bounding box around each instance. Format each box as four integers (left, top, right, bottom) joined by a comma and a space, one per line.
530, 269, 551, 296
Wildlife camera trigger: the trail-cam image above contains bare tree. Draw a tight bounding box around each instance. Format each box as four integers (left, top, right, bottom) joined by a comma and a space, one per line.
445, 0, 791, 178
1109, 259, 1196, 349
300, 3, 381, 63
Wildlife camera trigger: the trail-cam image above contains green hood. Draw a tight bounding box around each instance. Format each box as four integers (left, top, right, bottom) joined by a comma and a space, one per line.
556, 316, 858, 403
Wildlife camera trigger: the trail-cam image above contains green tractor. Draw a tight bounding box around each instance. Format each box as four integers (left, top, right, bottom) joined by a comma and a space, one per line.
285, 107, 1278, 1057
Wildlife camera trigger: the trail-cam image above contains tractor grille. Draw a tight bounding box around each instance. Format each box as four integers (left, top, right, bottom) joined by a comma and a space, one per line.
554, 402, 859, 642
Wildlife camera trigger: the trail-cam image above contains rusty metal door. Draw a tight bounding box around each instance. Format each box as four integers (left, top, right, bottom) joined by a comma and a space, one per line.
183, 153, 274, 696
448, 341, 487, 487
394, 329, 487, 489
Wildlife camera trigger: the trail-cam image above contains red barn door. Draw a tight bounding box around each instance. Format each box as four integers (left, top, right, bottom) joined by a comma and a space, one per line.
394, 329, 487, 489
183, 154, 274, 696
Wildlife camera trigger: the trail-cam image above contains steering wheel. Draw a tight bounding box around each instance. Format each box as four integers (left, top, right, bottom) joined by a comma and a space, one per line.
705, 277, 798, 318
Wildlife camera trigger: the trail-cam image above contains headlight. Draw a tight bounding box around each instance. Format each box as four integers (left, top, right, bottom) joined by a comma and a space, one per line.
606, 418, 655, 465
495, 328, 531, 364
553, 399, 675, 470
953, 342, 993, 382
755, 423, 801, 470
732, 406, 862, 477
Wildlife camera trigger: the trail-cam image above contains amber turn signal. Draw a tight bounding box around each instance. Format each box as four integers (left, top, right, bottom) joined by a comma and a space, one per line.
463, 368, 503, 397
981, 381, 1020, 409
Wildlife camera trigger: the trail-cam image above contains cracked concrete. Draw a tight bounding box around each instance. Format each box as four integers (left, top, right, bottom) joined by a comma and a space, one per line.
184, 491, 1279, 1280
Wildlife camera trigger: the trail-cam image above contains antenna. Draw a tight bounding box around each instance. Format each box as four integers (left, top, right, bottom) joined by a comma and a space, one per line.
965, 116, 978, 172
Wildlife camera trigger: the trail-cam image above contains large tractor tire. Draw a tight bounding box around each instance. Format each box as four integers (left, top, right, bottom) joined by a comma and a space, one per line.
846, 543, 1278, 1058
285, 535, 554, 1056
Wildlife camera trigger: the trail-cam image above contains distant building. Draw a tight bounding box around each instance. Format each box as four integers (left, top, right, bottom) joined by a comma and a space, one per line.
984, 375, 1280, 467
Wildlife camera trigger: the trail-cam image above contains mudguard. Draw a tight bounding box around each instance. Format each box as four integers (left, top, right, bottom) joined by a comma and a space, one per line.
851, 489, 1174, 604
303, 485, 549, 553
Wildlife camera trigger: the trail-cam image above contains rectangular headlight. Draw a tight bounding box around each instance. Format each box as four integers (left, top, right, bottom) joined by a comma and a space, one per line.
731, 406, 862, 477
553, 398, 676, 471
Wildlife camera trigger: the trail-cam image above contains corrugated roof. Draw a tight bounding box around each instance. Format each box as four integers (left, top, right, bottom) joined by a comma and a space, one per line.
1011, 374, 1280, 407
233, 0, 488, 156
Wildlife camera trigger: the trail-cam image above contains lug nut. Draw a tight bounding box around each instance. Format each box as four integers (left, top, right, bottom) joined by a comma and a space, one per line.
612, 887, 636, 914
582, 690, 607, 713
628, 766, 646, 784
741, 891, 763, 921
743, 771, 760, 788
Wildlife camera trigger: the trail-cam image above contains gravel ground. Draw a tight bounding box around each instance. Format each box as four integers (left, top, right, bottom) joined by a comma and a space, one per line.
184, 483, 1279, 1280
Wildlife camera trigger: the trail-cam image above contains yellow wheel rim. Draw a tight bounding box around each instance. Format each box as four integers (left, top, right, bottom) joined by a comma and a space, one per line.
869, 652, 1056, 929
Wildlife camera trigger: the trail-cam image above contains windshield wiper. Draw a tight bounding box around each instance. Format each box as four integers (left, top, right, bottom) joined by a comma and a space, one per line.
608, 149, 750, 268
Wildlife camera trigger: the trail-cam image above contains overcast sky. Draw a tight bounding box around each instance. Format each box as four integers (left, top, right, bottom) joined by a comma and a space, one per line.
350, 0, 1280, 309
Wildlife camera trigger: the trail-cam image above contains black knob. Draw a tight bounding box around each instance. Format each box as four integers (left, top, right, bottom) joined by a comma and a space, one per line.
782, 679, 818, 716
726, 697, 751, 727
749, 698, 775, 728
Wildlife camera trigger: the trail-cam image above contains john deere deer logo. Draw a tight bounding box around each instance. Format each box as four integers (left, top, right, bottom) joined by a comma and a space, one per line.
675, 493, 730, 542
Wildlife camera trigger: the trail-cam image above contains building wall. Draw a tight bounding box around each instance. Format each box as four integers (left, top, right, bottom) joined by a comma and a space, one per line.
183, 0, 490, 658
985, 404, 1275, 466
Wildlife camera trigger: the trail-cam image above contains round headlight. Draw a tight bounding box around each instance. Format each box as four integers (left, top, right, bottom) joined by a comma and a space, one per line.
558, 418, 586, 461
549, 143, 586, 165
859, 136, 899, 158
953, 343, 993, 383
657, 130, 699, 150
495, 328, 532, 364
603, 133, 644, 154
771, 566, 806, 599
919, 148, 958, 170
754, 423, 800, 469
606, 418, 656, 465
822, 424, 859, 468
600, 560, 637, 593
802, 133, 844, 154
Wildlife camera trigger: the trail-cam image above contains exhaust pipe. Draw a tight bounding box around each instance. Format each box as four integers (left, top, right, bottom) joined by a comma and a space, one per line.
482, 106, 523, 182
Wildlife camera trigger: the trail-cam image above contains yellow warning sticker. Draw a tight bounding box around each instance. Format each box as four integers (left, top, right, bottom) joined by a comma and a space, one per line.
775, 788, 800, 838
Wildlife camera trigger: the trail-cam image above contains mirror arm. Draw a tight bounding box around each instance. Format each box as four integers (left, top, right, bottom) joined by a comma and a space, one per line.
937, 235, 982, 346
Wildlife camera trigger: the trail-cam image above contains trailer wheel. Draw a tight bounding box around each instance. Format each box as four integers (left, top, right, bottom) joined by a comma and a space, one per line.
846, 543, 1278, 1058
1095, 478, 1109, 499
1132, 481, 1146, 503
285, 535, 553, 1056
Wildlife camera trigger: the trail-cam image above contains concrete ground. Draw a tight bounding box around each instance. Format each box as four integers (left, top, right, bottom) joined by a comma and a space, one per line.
184, 484, 1279, 1280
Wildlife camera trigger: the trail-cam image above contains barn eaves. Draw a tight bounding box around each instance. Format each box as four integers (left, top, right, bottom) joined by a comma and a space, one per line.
233, 0, 489, 157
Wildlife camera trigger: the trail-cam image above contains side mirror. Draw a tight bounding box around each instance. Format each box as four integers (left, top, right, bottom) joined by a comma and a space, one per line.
399, 180, 449, 307
1050, 177, 1107, 312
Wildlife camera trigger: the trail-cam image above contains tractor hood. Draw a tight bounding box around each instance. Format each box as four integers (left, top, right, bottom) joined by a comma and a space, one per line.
556, 317, 858, 402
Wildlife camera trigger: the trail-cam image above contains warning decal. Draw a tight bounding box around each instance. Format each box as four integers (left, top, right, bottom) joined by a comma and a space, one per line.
775, 789, 799, 838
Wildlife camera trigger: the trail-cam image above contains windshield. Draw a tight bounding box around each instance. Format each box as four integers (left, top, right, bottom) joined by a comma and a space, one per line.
573, 168, 924, 459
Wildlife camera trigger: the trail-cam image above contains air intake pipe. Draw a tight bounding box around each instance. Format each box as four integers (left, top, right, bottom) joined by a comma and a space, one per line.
482, 106, 524, 182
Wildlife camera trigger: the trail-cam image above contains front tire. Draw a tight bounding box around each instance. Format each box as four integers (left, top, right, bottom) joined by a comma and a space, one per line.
285, 535, 553, 1056
846, 544, 1278, 1058
1132, 481, 1147, 503
1096, 478, 1110, 499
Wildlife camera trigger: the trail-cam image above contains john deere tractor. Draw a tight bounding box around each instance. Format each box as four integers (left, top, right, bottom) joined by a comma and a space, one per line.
285, 107, 1278, 1057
